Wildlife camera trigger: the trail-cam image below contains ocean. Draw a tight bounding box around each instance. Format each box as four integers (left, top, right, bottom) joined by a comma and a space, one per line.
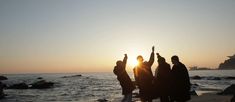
1, 70, 235, 102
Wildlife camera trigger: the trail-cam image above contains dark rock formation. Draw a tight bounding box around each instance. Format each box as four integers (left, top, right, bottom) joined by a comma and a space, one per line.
97, 98, 108, 102
8, 83, 29, 89
190, 90, 197, 96
0, 76, 7, 80
207, 77, 221, 80
231, 95, 235, 102
61, 74, 82, 78
0, 82, 6, 99
30, 80, 54, 89
219, 54, 235, 70
218, 84, 235, 95
224, 76, 235, 80
37, 77, 43, 79
190, 75, 202, 80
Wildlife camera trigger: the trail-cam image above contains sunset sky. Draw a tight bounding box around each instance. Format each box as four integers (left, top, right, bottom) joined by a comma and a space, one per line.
1, 0, 235, 74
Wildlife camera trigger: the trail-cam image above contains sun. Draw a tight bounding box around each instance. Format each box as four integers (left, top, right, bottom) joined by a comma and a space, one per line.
130, 59, 139, 67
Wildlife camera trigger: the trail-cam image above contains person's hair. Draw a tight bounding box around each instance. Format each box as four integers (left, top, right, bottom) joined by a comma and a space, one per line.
171, 55, 179, 61
158, 57, 166, 63
137, 55, 143, 60
116, 60, 122, 65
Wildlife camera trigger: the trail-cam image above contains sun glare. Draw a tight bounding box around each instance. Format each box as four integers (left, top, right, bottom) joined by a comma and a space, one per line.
130, 59, 139, 67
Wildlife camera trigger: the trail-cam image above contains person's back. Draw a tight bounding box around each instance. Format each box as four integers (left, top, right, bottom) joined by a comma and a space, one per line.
153, 53, 171, 102
170, 56, 190, 102
114, 54, 135, 102
133, 46, 155, 102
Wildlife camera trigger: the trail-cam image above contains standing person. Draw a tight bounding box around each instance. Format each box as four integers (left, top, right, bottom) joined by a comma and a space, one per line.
170, 56, 191, 102
133, 46, 155, 102
113, 54, 135, 102
153, 53, 171, 102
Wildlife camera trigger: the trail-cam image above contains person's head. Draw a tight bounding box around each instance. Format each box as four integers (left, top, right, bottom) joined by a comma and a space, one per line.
171, 55, 179, 65
157, 53, 166, 64
137, 55, 144, 63
116, 60, 123, 66
158, 57, 166, 64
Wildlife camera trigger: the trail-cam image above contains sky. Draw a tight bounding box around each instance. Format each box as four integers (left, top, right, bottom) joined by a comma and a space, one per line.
0, 0, 235, 74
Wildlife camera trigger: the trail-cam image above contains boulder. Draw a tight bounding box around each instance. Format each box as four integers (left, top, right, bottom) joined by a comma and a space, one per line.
231, 95, 235, 102
218, 84, 235, 95
8, 83, 28, 89
225, 76, 235, 80
191, 75, 202, 80
0, 76, 7, 80
0, 94, 5, 99
0, 82, 6, 99
190, 90, 198, 96
30, 80, 54, 89
97, 98, 108, 102
61, 74, 82, 78
208, 77, 221, 80
37, 77, 43, 79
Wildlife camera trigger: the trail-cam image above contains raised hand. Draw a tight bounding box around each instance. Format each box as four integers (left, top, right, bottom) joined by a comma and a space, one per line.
124, 54, 127, 58
152, 46, 155, 52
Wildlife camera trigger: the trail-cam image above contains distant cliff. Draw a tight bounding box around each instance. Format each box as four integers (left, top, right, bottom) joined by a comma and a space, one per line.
218, 54, 235, 70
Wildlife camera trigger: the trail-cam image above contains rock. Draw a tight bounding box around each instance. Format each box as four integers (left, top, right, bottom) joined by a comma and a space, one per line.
218, 84, 235, 95
191, 75, 202, 80
190, 90, 198, 96
231, 95, 235, 102
0, 94, 5, 99
61, 74, 82, 78
97, 98, 108, 102
225, 76, 235, 80
208, 77, 221, 80
30, 80, 54, 89
0, 82, 6, 99
37, 77, 43, 79
0, 76, 7, 80
8, 83, 28, 89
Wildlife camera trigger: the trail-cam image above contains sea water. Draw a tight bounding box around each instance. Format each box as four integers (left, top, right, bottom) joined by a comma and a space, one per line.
1, 70, 235, 102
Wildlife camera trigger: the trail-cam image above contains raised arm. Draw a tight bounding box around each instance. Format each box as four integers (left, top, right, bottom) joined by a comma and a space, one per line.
148, 46, 155, 66
122, 54, 128, 68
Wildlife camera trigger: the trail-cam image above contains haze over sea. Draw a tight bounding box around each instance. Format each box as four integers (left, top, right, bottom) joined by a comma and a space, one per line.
1, 70, 235, 102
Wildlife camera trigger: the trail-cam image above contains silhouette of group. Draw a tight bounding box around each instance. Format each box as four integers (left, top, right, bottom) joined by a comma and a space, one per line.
114, 46, 191, 102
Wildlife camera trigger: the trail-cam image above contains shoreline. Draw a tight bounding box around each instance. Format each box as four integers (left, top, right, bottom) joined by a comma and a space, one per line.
112, 93, 233, 102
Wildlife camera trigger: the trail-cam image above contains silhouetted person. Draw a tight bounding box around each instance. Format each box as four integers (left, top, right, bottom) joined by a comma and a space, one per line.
153, 53, 171, 102
133, 46, 155, 102
170, 56, 191, 102
114, 54, 135, 102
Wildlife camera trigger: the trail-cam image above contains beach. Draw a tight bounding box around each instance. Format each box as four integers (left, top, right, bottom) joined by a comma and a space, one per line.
0, 70, 235, 102
120, 94, 233, 102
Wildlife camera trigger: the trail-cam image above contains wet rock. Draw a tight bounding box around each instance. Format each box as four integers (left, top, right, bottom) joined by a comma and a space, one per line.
37, 77, 43, 79
231, 95, 235, 102
191, 75, 202, 80
225, 76, 235, 80
208, 77, 221, 80
97, 98, 108, 102
190, 90, 198, 96
61, 74, 82, 78
218, 84, 235, 95
0, 76, 7, 80
0, 82, 6, 99
30, 80, 54, 89
8, 83, 28, 89
0, 94, 6, 99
